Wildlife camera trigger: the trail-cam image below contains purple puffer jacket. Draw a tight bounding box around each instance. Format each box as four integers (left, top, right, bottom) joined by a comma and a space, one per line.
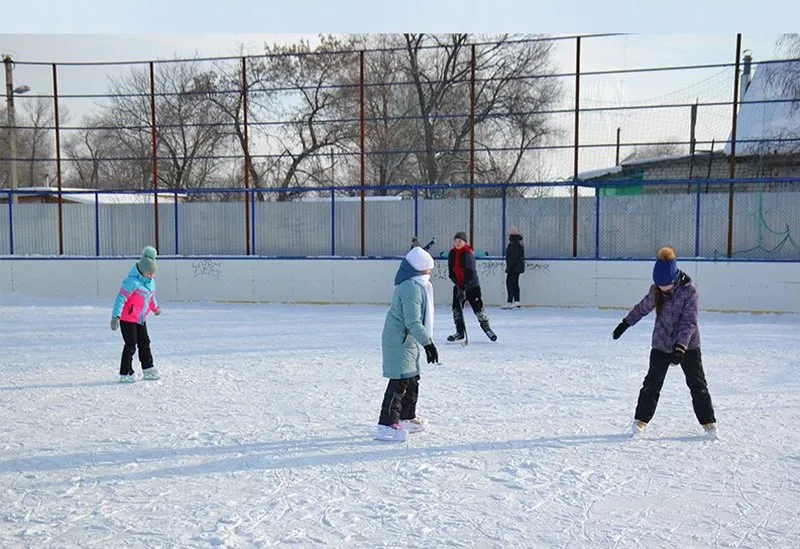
624, 271, 700, 353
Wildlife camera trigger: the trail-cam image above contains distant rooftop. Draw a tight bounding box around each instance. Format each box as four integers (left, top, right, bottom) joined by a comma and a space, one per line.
11, 187, 185, 204
725, 60, 800, 156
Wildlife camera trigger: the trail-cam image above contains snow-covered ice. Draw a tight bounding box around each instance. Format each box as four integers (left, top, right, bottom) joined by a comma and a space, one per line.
1, 297, 799, 548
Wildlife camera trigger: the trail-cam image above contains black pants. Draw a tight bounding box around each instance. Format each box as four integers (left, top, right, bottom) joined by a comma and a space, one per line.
378, 376, 420, 426
119, 320, 154, 376
506, 272, 520, 303
452, 285, 491, 334
634, 348, 716, 425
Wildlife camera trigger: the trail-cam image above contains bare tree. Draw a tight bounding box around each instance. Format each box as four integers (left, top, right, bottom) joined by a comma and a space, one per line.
255, 36, 360, 200
21, 97, 56, 187
66, 59, 231, 191
775, 34, 800, 100
401, 34, 560, 194
0, 97, 59, 189
205, 51, 275, 191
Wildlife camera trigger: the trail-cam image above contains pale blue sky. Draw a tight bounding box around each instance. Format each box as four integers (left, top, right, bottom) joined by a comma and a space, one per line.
1, 0, 797, 34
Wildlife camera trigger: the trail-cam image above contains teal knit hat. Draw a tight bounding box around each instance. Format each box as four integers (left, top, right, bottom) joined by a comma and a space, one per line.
137, 245, 157, 274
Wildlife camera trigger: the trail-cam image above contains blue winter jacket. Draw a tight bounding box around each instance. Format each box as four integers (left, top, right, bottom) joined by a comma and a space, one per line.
381, 259, 432, 379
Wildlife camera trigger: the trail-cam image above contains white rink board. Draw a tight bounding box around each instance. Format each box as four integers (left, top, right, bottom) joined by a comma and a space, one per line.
1, 258, 798, 313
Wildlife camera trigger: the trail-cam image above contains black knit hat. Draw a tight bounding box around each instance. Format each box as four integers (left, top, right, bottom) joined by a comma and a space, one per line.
454, 231, 468, 242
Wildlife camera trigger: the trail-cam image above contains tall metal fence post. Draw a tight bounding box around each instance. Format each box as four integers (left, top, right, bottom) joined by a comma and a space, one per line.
469, 44, 476, 247
501, 185, 507, 257
413, 187, 419, 240
727, 33, 742, 258
594, 183, 600, 259
359, 50, 366, 256
242, 56, 251, 256
149, 62, 160, 252
173, 190, 179, 255
250, 189, 256, 255
94, 192, 100, 256
330, 188, 336, 256
7, 191, 13, 255
572, 36, 581, 258
694, 181, 701, 257
52, 63, 64, 255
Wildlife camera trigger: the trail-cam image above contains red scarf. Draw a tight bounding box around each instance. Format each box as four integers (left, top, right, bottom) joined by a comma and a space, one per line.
453, 245, 473, 286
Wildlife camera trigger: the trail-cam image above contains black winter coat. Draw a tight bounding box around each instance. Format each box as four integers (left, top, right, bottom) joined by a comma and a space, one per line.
505, 235, 525, 274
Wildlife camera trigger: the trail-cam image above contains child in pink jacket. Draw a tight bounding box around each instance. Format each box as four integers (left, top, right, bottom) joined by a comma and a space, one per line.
111, 246, 162, 383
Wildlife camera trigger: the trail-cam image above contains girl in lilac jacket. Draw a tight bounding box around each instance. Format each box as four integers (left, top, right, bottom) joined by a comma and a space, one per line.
613, 246, 717, 439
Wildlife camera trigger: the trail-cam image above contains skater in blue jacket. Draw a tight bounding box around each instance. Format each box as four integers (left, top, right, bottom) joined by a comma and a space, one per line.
375, 246, 438, 442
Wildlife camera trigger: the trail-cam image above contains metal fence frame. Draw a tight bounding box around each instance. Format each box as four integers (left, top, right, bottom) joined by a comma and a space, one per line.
3, 177, 800, 260
2, 33, 800, 259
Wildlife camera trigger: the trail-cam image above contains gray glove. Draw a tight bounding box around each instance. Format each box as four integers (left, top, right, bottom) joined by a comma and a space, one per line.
110, 317, 119, 331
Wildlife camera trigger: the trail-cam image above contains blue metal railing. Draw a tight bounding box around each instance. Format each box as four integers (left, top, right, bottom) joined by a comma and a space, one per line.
1, 178, 799, 261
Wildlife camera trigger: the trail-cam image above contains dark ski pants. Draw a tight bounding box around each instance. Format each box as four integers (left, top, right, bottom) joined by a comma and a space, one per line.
452, 285, 491, 334
634, 348, 716, 425
506, 273, 521, 303
378, 376, 420, 426
119, 320, 154, 376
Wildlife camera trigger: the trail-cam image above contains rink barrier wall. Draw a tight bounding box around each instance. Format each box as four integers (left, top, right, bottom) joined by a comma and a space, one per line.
1, 257, 798, 313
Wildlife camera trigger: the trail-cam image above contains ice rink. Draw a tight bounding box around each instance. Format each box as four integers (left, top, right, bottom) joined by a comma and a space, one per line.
2, 296, 798, 548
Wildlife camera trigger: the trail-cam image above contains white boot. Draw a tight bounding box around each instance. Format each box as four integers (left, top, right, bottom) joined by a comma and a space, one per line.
399, 417, 428, 433
631, 420, 647, 437
142, 368, 161, 380
374, 424, 409, 442
703, 423, 719, 440
501, 303, 513, 310
119, 374, 136, 383
512, 301, 521, 309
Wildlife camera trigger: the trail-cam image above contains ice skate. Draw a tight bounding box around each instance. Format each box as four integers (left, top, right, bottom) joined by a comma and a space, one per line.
478, 318, 497, 342
119, 374, 136, 383
447, 332, 465, 342
142, 368, 161, 380
399, 417, 428, 433
374, 423, 409, 442
702, 422, 718, 440
512, 301, 521, 309
631, 419, 647, 437
501, 302, 514, 310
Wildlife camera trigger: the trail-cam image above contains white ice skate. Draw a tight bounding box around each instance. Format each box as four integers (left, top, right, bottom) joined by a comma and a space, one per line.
703, 423, 719, 440
119, 374, 136, 383
501, 303, 514, 310
142, 368, 161, 380
512, 301, 521, 309
399, 417, 428, 433
374, 424, 409, 442
631, 420, 647, 438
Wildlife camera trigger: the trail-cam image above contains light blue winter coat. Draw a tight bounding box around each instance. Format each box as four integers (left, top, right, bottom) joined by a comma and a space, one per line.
381, 259, 433, 379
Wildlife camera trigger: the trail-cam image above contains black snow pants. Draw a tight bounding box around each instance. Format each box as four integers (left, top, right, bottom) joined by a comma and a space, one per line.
634, 348, 716, 425
119, 320, 155, 376
378, 376, 420, 426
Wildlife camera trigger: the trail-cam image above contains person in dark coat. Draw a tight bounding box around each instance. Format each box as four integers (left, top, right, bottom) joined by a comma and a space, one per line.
447, 232, 497, 342
613, 246, 718, 439
502, 226, 525, 309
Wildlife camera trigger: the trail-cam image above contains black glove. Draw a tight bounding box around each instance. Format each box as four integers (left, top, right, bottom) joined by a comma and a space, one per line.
670, 344, 686, 365
612, 319, 629, 340
424, 343, 439, 364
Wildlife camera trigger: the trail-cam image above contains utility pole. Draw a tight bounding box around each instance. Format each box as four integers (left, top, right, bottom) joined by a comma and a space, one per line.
3, 55, 29, 205
4, 56, 19, 204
